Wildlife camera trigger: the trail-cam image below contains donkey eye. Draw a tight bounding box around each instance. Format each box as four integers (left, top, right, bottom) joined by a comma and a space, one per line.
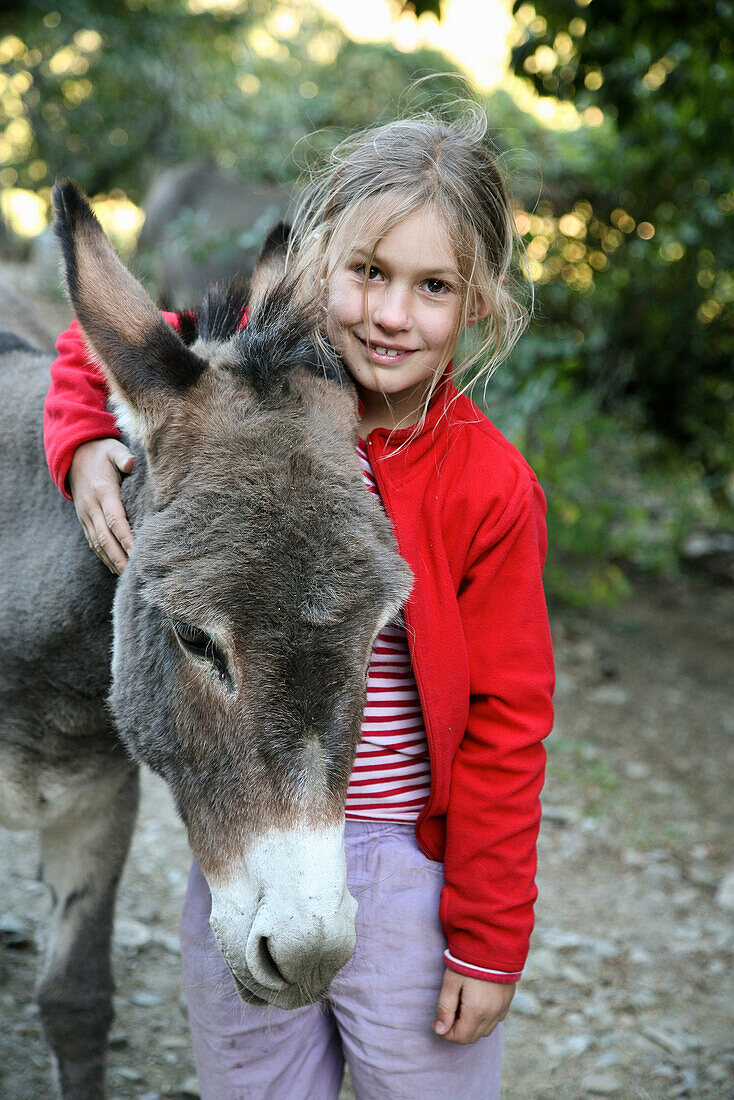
171, 619, 231, 683
172, 619, 210, 654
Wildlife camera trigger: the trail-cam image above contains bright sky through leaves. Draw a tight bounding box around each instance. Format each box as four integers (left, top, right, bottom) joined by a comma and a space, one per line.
314, 0, 513, 89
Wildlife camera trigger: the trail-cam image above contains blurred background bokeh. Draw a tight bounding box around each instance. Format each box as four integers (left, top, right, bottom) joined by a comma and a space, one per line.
1, 0, 732, 604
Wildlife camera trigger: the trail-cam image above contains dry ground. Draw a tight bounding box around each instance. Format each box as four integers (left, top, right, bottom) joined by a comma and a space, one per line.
2, 575, 732, 1099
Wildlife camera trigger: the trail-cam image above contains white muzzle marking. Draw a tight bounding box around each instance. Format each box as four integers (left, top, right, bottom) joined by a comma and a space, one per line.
208, 824, 357, 1007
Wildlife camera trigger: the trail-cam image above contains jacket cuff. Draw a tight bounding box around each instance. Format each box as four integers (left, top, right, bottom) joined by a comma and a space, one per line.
443, 949, 521, 984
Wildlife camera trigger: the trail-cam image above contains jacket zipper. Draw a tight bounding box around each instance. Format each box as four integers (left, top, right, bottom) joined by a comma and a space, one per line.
367, 434, 441, 860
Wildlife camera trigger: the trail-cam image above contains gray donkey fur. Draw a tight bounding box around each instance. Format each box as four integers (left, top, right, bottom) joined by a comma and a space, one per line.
0, 183, 412, 1099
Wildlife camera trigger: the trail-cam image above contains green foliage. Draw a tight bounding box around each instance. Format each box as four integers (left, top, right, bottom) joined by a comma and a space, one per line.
509, 0, 734, 495
0, 1, 464, 200
468, 331, 723, 606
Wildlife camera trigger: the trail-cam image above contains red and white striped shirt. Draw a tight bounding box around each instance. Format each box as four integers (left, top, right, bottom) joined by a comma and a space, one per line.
345, 439, 431, 823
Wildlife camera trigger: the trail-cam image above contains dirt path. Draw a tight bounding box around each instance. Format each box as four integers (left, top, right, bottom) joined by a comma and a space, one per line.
2, 574, 732, 1098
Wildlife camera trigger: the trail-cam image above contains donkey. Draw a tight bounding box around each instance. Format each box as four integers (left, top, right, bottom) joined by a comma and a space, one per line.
0, 181, 412, 1099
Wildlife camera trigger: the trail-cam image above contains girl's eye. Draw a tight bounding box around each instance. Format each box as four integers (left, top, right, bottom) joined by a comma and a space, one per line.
171, 619, 230, 683
354, 263, 382, 281
424, 278, 450, 295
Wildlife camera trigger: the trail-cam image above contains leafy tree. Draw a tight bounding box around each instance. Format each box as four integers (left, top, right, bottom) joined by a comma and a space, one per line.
0, 0, 463, 202
509, 0, 734, 490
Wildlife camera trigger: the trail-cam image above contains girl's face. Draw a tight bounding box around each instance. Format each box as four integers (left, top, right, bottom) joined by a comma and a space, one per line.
327, 207, 468, 421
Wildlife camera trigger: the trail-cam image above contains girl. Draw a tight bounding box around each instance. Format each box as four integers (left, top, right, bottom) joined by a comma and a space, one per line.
44, 109, 554, 1099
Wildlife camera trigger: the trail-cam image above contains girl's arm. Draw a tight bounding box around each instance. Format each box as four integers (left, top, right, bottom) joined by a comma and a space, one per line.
443, 474, 555, 977
44, 313, 180, 573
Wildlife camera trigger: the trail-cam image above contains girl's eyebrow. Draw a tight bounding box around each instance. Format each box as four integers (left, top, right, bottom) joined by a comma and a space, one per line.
348, 248, 458, 281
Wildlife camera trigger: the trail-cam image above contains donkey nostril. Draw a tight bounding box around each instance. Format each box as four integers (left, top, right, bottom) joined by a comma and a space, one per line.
254, 934, 287, 986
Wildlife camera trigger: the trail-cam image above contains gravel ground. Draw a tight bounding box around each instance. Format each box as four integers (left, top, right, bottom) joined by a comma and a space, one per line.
1, 575, 732, 1099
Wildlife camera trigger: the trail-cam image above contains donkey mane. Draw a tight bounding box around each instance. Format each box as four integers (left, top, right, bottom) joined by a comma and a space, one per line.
179, 276, 348, 398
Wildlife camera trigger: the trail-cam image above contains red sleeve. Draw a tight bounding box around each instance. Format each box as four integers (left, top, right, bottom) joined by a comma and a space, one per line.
441, 475, 554, 976
44, 312, 181, 499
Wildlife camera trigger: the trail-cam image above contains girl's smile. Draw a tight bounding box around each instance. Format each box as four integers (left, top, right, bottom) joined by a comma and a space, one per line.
328, 208, 470, 427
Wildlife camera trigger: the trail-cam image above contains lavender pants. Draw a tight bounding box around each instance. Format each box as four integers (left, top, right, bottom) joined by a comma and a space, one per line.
180, 820, 502, 1100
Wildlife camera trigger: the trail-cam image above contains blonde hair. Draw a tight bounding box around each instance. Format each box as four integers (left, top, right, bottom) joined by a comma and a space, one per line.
288, 105, 532, 429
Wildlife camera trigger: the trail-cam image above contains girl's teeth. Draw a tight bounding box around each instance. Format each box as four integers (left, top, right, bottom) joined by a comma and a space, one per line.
375, 347, 399, 357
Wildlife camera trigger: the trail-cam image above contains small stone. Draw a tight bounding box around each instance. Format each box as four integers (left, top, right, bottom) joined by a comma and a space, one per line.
573, 640, 597, 663
523, 947, 557, 979
668, 1068, 699, 1097
541, 929, 585, 950
553, 671, 575, 696
593, 1052, 619, 1069
627, 989, 657, 1009
688, 864, 718, 887
511, 989, 541, 1017
542, 804, 580, 826
135, 901, 161, 924
650, 1062, 677, 1080
542, 929, 620, 961
108, 1032, 128, 1049
116, 918, 153, 950
179, 1076, 201, 1098
0, 914, 34, 950
131, 990, 161, 1007
648, 778, 680, 797
561, 963, 593, 989
623, 761, 651, 780
642, 862, 681, 883
588, 684, 629, 706
714, 869, 734, 911
116, 1066, 144, 1082
642, 1026, 699, 1057
154, 931, 181, 954
545, 1033, 593, 1058
581, 1071, 622, 1094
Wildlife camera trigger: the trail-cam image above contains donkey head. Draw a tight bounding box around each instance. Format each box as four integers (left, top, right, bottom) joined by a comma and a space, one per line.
52, 182, 413, 1008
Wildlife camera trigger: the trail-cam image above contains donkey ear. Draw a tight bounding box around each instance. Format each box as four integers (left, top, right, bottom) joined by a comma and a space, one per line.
52, 180, 206, 440
248, 221, 291, 316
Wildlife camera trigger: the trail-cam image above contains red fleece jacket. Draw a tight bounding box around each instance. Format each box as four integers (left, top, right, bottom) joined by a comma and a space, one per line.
44, 319, 554, 980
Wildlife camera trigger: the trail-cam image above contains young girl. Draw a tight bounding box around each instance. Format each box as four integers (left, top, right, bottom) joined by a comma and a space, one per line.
44, 109, 554, 1099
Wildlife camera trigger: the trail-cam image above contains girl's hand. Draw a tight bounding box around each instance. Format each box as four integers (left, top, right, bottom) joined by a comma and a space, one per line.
432, 969, 515, 1045
68, 437, 136, 575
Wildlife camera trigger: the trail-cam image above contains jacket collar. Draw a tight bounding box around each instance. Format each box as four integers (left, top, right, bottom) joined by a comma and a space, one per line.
361, 365, 464, 475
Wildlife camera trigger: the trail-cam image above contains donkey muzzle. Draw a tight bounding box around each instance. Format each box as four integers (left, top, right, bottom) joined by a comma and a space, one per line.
208, 824, 357, 1008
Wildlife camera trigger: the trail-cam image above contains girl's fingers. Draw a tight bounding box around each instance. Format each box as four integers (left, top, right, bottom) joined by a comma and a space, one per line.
443, 1010, 499, 1045
109, 442, 136, 477
87, 504, 128, 575
432, 969, 461, 1036
103, 500, 134, 554
435, 972, 514, 1044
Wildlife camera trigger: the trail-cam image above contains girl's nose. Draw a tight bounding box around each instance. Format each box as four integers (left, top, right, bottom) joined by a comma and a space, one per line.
372, 286, 410, 332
